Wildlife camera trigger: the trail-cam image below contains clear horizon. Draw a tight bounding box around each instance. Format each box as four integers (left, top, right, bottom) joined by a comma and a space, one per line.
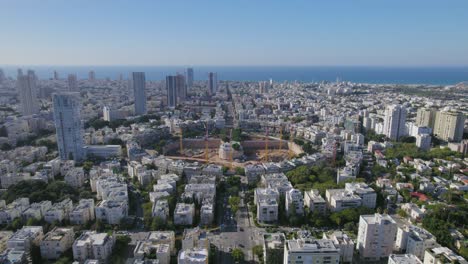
1, 0, 468, 66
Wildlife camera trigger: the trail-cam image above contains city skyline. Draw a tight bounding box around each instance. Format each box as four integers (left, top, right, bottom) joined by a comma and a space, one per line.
1, 0, 468, 66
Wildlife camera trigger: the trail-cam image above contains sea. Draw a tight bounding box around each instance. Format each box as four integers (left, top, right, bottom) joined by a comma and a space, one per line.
1, 65, 468, 85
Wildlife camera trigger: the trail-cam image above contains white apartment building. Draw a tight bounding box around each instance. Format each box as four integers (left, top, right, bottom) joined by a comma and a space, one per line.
72, 231, 114, 262
255, 188, 280, 223
7, 226, 44, 252
174, 203, 195, 226
383, 104, 407, 141
64, 167, 85, 188
345, 182, 377, 208
200, 203, 214, 226
356, 214, 397, 260
69, 199, 95, 225
22, 200, 52, 222
389, 254, 423, 264
44, 198, 73, 224
304, 189, 327, 214
0, 198, 30, 224
423, 247, 467, 264
395, 225, 438, 261
95, 200, 128, 225
178, 247, 208, 264
323, 231, 355, 263
40, 227, 75, 260
245, 164, 266, 184
284, 238, 340, 264
152, 199, 169, 221
326, 189, 362, 212
285, 188, 304, 216
416, 134, 431, 151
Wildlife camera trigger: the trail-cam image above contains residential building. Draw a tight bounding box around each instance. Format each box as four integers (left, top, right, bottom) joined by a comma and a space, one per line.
7, 226, 44, 252
423, 247, 467, 264
17, 69, 39, 116
356, 214, 397, 260
166, 75, 178, 109
40, 227, 75, 260
178, 248, 208, 264
285, 188, 304, 216
72, 231, 114, 262
395, 225, 438, 261
255, 188, 279, 223
68, 74, 78, 91
95, 200, 128, 225
326, 189, 362, 212
174, 203, 195, 226
389, 254, 423, 264
304, 189, 327, 214
132, 72, 147, 115
433, 111, 465, 142
284, 238, 340, 264
53, 92, 85, 161
383, 104, 407, 141
323, 231, 354, 263
345, 182, 377, 209
69, 199, 95, 225
416, 134, 431, 151
416, 108, 437, 128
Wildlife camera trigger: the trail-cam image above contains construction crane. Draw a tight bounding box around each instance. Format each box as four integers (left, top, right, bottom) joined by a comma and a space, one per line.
179, 128, 184, 155
204, 123, 209, 163
288, 127, 294, 159
229, 129, 234, 169
279, 126, 283, 150
264, 126, 269, 162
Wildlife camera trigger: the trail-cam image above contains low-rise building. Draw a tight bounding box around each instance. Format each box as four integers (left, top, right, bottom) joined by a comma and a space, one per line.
304, 189, 326, 214
7, 226, 44, 252
69, 199, 95, 225
72, 231, 114, 262
255, 188, 279, 223
389, 254, 423, 264
284, 238, 340, 264
178, 248, 208, 264
95, 200, 128, 225
326, 189, 362, 212
423, 247, 467, 264
174, 203, 195, 226
395, 225, 438, 261
40, 227, 75, 260
285, 188, 304, 216
152, 200, 169, 222
44, 198, 73, 224
323, 231, 354, 263
345, 182, 377, 208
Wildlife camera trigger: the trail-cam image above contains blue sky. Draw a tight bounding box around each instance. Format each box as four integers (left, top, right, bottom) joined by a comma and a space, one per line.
1, 0, 468, 66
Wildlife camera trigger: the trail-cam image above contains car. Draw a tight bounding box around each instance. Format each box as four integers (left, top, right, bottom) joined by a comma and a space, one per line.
238, 243, 244, 248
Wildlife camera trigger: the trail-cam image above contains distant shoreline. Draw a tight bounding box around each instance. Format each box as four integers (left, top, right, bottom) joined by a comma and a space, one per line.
2, 65, 468, 85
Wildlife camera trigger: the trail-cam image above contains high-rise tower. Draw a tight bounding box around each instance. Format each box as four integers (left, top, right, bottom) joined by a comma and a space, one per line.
17, 69, 39, 116
132, 72, 147, 115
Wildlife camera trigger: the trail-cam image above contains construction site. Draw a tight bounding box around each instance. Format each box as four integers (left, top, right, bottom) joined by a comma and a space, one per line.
162, 128, 304, 168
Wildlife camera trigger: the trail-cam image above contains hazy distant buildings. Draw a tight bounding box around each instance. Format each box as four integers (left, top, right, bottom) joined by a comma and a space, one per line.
132, 72, 147, 115
53, 92, 85, 161
67, 74, 78, 91
259, 81, 270, 94
383, 104, 407, 141
166, 75, 178, 109
88, 70, 96, 81
186, 67, 194, 90
208, 72, 217, 95
53, 70, 59, 80
176, 74, 187, 102
17, 69, 39, 116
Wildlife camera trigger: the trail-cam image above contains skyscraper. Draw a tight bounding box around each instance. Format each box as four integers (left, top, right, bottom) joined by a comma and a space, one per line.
259, 81, 270, 94
0, 69, 5, 83
17, 69, 39, 116
176, 74, 187, 102
88, 71, 96, 81
433, 111, 465, 142
208, 72, 217, 95
383, 104, 407, 141
68, 74, 78, 91
416, 108, 437, 128
53, 92, 84, 161
166, 75, 178, 109
186, 68, 194, 91
54, 70, 59, 80
132, 72, 147, 115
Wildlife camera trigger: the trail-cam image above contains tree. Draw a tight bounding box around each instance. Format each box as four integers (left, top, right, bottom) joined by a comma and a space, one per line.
229, 196, 241, 215
231, 248, 245, 262
252, 245, 263, 262
235, 167, 245, 176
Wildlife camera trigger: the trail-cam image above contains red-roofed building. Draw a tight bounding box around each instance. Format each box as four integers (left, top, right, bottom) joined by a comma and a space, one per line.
410, 192, 429, 202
